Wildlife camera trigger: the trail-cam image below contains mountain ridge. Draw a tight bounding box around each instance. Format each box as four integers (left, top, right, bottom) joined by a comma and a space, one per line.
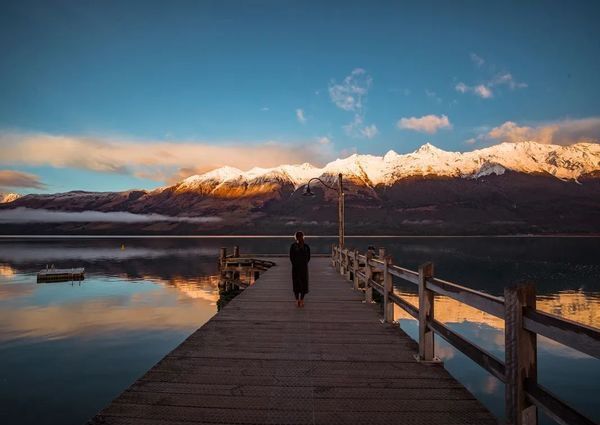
1, 141, 599, 235
166, 141, 600, 196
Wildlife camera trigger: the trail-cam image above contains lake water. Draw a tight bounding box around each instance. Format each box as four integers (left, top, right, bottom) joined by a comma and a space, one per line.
0, 236, 598, 424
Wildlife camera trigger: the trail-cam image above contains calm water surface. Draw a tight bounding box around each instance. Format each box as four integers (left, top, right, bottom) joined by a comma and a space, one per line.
0, 237, 598, 424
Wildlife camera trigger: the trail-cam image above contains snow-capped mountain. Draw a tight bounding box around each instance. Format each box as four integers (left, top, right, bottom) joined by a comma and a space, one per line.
0, 193, 20, 203
167, 141, 600, 196
2, 141, 599, 235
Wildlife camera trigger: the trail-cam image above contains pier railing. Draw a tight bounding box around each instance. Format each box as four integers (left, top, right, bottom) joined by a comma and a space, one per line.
332, 245, 600, 425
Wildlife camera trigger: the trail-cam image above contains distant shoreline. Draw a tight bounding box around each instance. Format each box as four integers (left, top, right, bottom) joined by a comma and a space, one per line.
0, 234, 599, 239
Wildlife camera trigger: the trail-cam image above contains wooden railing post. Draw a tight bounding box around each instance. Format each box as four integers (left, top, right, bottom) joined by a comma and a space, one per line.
505, 283, 537, 425
345, 249, 352, 281
219, 247, 227, 270
340, 248, 347, 276
418, 262, 435, 361
353, 250, 359, 290
333, 245, 338, 271
233, 245, 240, 257
331, 244, 335, 267
365, 251, 373, 303
383, 255, 394, 323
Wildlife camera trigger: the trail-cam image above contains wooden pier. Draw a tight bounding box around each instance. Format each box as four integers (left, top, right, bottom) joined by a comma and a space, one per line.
89, 246, 599, 425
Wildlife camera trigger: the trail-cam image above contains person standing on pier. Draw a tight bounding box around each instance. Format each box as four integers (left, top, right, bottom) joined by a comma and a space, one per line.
290, 231, 310, 307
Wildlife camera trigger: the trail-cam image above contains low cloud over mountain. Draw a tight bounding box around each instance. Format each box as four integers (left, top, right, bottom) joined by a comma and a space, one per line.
1, 141, 599, 235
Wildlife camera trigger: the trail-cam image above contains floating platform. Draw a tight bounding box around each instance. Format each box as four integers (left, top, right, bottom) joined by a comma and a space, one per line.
37, 267, 85, 283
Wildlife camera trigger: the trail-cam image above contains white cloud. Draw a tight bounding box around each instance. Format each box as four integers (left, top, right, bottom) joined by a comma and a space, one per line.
470, 53, 485, 67
0, 208, 222, 224
0, 131, 336, 185
328, 68, 372, 112
397, 114, 452, 134
474, 84, 493, 98
456, 56, 526, 99
260, 106, 270, 111
491, 72, 527, 90
456, 82, 494, 98
478, 117, 600, 145
343, 114, 379, 139
296, 108, 306, 124
455, 82, 468, 93
316, 136, 331, 145
329, 68, 377, 139
360, 124, 379, 139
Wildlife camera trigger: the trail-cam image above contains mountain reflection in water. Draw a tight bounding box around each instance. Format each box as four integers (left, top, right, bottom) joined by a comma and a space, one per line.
0, 237, 598, 425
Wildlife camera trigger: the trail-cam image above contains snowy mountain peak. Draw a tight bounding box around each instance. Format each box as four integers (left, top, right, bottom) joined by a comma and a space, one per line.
170, 141, 600, 194
383, 150, 400, 161
414, 142, 444, 154
0, 193, 20, 203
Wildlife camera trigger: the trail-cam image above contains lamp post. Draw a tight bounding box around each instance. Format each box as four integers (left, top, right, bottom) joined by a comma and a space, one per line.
302, 173, 345, 249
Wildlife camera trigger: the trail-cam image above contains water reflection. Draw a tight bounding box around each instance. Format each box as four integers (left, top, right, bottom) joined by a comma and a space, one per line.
394, 289, 600, 329
0, 237, 598, 425
392, 289, 600, 423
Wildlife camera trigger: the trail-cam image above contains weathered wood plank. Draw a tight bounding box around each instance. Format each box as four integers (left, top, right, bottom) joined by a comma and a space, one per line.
89, 257, 495, 425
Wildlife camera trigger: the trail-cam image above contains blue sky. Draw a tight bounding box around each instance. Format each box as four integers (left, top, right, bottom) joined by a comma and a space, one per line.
1, 0, 599, 193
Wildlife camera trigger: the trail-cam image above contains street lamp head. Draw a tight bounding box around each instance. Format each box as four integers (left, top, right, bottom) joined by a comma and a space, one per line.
302, 185, 315, 197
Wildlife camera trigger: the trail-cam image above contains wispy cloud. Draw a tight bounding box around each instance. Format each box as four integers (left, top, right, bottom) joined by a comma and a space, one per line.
456, 53, 526, 99
343, 115, 379, 139
491, 72, 528, 90
397, 114, 452, 134
296, 108, 306, 124
360, 124, 379, 139
0, 207, 222, 224
329, 68, 371, 112
0, 170, 45, 189
425, 89, 442, 104
329, 68, 378, 139
260, 106, 270, 111
0, 131, 335, 186
473, 117, 600, 145
456, 82, 494, 98
470, 52, 485, 67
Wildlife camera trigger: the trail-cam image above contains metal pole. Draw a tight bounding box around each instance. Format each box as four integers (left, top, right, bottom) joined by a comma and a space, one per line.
338, 173, 344, 249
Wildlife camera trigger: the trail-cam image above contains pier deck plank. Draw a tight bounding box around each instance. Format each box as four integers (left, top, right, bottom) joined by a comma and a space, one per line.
90, 257, 496, 425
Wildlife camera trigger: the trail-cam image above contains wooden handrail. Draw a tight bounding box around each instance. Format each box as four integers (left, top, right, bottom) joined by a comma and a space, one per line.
331, 244, 599, 425
427, 276, 505, 319
525, 380, 596, 425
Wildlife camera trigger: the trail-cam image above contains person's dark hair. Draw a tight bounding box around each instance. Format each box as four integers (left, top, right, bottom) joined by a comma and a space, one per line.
295, 231, 304, 244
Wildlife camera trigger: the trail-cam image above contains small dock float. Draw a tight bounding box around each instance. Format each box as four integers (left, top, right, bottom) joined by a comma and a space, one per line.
37, 267, 85, 283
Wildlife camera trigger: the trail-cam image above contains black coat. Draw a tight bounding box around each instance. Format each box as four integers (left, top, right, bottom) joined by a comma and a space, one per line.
290, 242, 310, 294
